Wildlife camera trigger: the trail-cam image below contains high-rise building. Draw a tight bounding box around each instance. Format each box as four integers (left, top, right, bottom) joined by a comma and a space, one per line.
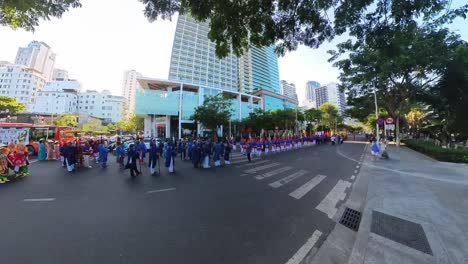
168, 15, 238, 91
0, 64, 48, 109
52, 69, 69, 81
32, 80, 80, 114
15, 41, 56, 81
239, 46, 280, 94
280, 80, 297, 100
305, 81, 320, 101
315, 83, 346, 114
78, 90, 124, 123
121, 69, 142, 118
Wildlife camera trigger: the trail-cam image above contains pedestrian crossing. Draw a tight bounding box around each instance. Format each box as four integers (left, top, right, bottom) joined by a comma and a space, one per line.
234, 156, 354, 220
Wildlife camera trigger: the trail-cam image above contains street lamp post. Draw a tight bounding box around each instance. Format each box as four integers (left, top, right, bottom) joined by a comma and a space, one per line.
373, 87, 380, 142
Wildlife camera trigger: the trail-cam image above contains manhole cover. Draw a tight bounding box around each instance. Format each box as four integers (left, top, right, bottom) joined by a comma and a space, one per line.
339, 207, 362, 231
371, 210, 433, 255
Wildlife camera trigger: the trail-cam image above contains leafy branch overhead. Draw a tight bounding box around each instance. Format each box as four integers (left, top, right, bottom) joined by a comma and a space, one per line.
0, 0, 82, 31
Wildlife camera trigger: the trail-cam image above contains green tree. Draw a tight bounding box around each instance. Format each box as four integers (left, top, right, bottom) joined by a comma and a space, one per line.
192, 94, 232, 134
53, 113, 77, 127
319, 103, 341, 134
1, 0, 81, 31
0, 96, 26, 117
139, 0, 467, 58
422, 43, 468, 144
304, 108, 323, 134
329, 0, 467, 145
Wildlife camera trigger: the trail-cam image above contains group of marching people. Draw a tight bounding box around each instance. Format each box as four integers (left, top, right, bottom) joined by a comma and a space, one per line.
38, 139, 110, 172
0, 142, 30, 183
186, 138, 232, 169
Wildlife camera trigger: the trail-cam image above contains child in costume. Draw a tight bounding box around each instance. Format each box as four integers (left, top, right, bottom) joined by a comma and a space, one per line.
16, 144, 29, 177
0, 146, 10, 183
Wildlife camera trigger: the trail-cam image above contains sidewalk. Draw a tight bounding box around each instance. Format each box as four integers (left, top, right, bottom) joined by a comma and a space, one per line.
349, 145, 468, 264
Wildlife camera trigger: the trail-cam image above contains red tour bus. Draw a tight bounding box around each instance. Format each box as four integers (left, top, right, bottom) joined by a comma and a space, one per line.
0, 123, 75, 155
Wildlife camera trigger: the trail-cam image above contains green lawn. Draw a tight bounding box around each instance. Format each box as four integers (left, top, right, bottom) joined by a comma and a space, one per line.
402, 139, 468, 163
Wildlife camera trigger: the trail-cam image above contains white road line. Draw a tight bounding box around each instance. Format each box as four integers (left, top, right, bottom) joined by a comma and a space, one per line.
285, 230, 322, 264
29, 160, 38, 164
289, 174, 326, 199
23, 198, 55, 202
244, 162, 281, 173
146, 188, 176, 194
235, 160, 269, 168
354, 170, 358, 174
269, 170, 307, 188
255, 166, 293, 180
351, 175, 356, 180
356, 165, 360, 168
316, 180, 352, 219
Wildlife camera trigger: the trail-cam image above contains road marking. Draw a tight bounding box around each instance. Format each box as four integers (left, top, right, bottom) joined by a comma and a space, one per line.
255, 166, 294, 180
351, 175, 356, 180
285, 230, 322, 264
23, 198, 55, 202
244, 162, 280, 173
29, 160, 38, 164
289, 174, 326, 199
356, 165, 360, 168
316, 180, 352, 218
147, 188, 176, 194
269, 170, 307, 188
354, 170, 358, 174
235, 160, 269, 168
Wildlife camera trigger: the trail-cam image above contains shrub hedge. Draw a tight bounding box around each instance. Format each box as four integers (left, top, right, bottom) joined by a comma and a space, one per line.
402, 139, 468, 163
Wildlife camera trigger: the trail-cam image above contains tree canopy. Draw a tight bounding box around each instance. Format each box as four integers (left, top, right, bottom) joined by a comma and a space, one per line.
139, 0, 467, 58
53, 113, 77, 127
192, 94, 232, 132
319, 103, 341, 134
1, 0, 81, 31
0, 96, 26, 116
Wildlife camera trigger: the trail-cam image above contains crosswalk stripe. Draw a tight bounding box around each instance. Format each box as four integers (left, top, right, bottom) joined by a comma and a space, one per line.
316, 180, 352, 219
269, 170, 307, 188
289, 174, 326, 199
255, 166, 294, 180
235, 160, 269, 168
285, 230, 322, 264
232, 158, 261, 165
244, 162, 281, 174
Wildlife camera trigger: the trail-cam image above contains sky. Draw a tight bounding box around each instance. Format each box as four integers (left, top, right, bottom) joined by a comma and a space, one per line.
0, 0, 467, 103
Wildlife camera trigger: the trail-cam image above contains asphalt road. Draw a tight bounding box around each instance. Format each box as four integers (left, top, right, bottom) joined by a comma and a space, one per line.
0, 140, 366, 264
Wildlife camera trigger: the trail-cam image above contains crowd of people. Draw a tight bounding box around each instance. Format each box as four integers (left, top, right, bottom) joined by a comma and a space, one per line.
0, 132, 349, 183
0, 142, 30, 183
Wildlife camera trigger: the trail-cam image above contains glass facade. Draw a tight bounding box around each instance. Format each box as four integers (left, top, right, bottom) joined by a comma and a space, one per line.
168, 15, 238, 91
181, 90, 198, 120
264, 95, 297, 112
135, 89, 179, 115
239, 46, 281, 94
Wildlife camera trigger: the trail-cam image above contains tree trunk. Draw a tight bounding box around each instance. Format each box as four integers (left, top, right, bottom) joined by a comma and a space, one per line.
396, 116, 400, 147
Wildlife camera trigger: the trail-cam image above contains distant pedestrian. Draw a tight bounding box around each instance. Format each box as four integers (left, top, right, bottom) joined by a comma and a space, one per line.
115, 142, 125, 169
246, 142, 252, 163
213, 141, 221, 167
63, 142, 76, 173
98, 141, 108, 168
148, 142, 159, 175
126, 144, 141, 178
38, 139, 46, 161
224, 141, 231, 165
371, 139, 380, 161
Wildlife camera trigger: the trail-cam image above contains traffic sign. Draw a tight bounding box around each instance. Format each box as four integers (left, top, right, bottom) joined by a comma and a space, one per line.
386, 117, 394, 124
385, 124, 395, 130
377, 118, 385, 125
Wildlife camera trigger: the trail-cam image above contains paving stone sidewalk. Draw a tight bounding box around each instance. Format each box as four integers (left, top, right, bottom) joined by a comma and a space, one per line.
349, 145, 468, 264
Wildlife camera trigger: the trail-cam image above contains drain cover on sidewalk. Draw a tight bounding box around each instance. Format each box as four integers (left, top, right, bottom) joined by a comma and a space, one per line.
371, 210, 433, 255
339, 207, 362, 231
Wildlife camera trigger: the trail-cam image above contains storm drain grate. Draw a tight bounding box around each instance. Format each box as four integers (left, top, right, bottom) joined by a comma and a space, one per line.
371, 210, 433, 255
339, 207, 362, 231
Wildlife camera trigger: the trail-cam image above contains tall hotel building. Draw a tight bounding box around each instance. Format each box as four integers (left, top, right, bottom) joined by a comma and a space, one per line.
168, 15, 238, 91
135, 15, 297, 139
